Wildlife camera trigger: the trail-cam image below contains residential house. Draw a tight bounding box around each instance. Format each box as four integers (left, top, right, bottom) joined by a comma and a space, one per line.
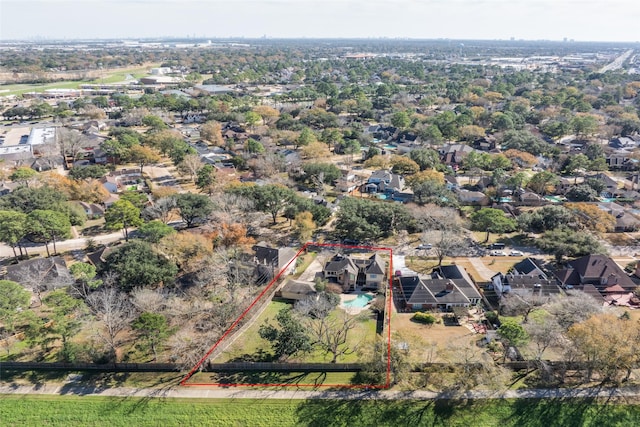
444, 175, 459, 191
517, 190, 546, 206
75, 201, 105, 219
589, 173, 619, 197
491, 258, 559, 298
609, 136, 639, 150
0, 181, 19, 196
365, 170, 405, 194
624, 173, 640, 191
472, 137, 496, 152
456, 189, 490, 206
2, 256, 72, 293
336, 170, 360, 193
597, 202, 640, 232
277, 280, 317, 301
100, 175, 119, 193
554, 254, 637, 294
607, 152, 638, 171
439, 144, 475, 170
323, 253, 387, 292
253, 242, 298, 281
397, 264, 481, 311
324, 254, 358, 291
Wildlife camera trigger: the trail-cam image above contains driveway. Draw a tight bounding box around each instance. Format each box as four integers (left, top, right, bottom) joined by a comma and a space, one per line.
144, 164, 184, 192
466, 257, 498, 281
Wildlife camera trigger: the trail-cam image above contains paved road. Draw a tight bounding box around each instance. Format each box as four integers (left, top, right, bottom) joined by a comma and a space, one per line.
2, 382, 640, 401
0, 231, 124, 258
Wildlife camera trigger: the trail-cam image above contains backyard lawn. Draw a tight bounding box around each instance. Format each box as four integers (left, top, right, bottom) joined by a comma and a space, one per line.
390, 313, 481, 364
214, 299, 378, 364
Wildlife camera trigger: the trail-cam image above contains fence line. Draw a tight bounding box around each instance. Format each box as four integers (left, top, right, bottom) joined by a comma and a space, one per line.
0, 360, 605, 374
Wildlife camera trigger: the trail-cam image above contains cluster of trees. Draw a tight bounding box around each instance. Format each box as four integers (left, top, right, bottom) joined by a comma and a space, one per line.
334, 197, 417, 242
226, 183, 331, 230
0, 185, 85, 258
499, 290, 640, 385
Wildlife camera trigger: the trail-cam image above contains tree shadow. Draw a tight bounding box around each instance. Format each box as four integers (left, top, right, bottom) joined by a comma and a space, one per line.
294, 392, 476, 427
501, 385, 638, 427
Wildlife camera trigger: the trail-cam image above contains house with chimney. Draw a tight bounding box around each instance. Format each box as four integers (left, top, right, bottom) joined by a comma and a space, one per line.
323, 253, 387, 292
252, 242, 298, 284
397, 265, 482, 311
554, 254, 637, 296
491, 258, 560, 300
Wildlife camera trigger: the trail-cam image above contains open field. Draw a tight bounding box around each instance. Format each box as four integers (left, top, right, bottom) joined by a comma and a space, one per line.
0, 64, 158, 97
1, 395, 640, 426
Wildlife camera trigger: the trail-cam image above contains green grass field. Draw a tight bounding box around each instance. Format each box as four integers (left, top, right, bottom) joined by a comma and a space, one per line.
216, 299, 378, 365
0, 65, 157, 96
1, 395, 640, 426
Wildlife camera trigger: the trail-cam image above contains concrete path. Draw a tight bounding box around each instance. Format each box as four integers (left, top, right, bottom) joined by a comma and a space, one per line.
467, 257, 498, 281
2, 382, 640, 401
391, 255, 416, 276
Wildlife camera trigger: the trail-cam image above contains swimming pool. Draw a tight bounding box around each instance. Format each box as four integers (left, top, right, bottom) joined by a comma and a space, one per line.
342, 294, 374, 308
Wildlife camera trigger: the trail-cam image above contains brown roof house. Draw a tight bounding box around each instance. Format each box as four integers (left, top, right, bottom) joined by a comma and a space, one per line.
277, 280, 317, 301
554, 254, 637, 294
252, 242, 298, 284
323, 253, 387, 292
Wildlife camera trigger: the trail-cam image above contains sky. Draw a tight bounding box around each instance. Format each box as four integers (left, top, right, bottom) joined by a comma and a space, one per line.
1, 0, 639, 42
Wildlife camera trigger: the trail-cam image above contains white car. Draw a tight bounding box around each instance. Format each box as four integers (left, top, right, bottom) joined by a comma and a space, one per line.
417, 243, 432, 250
509, 250, 524, 256
490, 250, 507, 256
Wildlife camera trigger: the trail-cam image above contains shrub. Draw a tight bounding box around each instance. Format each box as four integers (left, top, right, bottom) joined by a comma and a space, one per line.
485, 310, 499, 324
325, 283, 343, 294
412, 312, 437, 325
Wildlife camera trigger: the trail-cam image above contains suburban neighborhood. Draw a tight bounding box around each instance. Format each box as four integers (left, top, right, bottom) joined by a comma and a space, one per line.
2, 24, 640, 425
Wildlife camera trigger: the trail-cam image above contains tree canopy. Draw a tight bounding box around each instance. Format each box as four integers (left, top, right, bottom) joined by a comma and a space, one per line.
103, 241, 178, 291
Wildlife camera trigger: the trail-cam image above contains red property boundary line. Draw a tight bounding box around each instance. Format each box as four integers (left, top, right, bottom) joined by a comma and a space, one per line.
180, 242, 393, 389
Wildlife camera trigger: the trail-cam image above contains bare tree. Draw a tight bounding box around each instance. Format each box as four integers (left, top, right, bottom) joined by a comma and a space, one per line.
424, 229, 467, 267
192, 253, 230, 292
16, 258, 74, 306
142, 196, 177, 224
547, 290, 603, 330
178, 153, 203, 182
121, 108, 150, 127
438, 343, 510, 393
309, 311, 362, 363
295, 294, 362, 363
57, 128, 91, 161
130, 288, 165, 314
168, 326, 220, 370
524, 316, 563, 361
410, 204, 462, 232
86, 287, 133, 360
500, 292, 549, 323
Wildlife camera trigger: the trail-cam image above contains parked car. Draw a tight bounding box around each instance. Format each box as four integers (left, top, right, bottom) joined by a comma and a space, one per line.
509, 250, 524, 256
490, 250, 507, 256
417, 243, 432, 250
488, 243, 506, 250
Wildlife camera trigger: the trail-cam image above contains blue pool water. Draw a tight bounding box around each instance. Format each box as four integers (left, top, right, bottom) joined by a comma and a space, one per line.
342, 294, 374, 308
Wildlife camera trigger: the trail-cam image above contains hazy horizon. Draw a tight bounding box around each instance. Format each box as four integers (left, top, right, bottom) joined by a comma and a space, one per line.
1, 0, 639, 43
